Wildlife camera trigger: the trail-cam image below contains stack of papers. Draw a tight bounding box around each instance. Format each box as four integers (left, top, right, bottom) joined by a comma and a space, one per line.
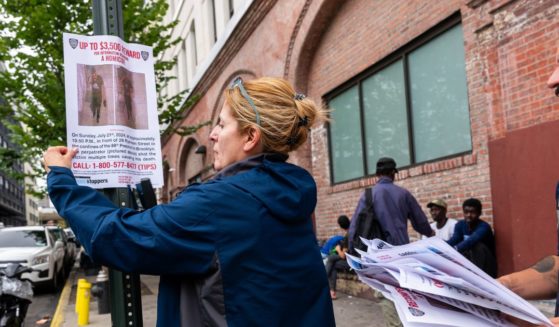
347, 237, 553, 327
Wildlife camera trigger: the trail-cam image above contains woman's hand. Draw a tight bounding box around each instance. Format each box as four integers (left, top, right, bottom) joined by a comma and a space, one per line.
43, 146, 78, 172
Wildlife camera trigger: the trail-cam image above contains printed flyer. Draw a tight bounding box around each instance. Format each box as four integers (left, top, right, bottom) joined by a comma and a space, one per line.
63, 32, 163, 188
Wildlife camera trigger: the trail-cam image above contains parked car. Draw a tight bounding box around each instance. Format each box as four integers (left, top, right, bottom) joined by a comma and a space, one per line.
46, 226, 74, 273
64, 227, 80, 248
0, 226, 65, 291
62, 228, 79, 265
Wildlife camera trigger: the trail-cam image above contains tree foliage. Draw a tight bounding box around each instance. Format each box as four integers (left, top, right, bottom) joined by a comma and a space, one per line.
0, 0, 194, 194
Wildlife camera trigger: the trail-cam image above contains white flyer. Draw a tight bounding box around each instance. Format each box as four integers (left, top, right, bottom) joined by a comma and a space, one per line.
63, 32, 163, 188
350, 238, 553, 326
386, 285, 500, 326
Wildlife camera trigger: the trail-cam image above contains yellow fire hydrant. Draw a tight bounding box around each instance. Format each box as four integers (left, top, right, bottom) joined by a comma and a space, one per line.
77, 279, 92, 326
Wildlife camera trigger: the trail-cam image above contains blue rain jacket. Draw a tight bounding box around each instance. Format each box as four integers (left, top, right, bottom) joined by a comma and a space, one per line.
47, 154, 335, 327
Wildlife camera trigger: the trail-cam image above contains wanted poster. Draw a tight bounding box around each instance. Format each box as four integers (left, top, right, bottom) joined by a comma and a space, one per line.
63, 32, 163, 188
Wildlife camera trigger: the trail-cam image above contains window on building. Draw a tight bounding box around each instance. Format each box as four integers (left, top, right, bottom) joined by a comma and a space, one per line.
178, 42, 188, 90
190, 22, 198, 65
329, 86, 363, 182
210, 0, 217, 43
228, 0, 235, 18
186, 22, 198, 83
172, 63, 179, 96
327, 18, 471, 184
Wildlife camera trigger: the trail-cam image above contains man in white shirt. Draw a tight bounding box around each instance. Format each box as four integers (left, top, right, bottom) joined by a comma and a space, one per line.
422, 199, 457, 241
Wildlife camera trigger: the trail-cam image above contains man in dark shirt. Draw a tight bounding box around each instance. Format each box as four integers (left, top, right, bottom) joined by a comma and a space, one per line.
448, 198, 497, 277
349, 157, 434, 247
349, 157, 433, 327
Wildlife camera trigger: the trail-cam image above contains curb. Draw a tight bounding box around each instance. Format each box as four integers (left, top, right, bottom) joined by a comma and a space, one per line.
50, 269, 76, 327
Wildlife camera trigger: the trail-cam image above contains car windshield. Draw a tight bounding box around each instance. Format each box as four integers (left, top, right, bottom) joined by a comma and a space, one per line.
0, 230, 48, 247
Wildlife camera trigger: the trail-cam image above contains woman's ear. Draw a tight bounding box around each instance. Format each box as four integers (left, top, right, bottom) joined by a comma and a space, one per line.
243, 126, 262, 152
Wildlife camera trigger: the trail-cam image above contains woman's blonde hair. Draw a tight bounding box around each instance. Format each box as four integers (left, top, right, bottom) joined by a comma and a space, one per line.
224, 77, 328, 154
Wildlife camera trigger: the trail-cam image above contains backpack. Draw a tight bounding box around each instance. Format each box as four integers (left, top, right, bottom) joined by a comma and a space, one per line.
348, 187, 386, 255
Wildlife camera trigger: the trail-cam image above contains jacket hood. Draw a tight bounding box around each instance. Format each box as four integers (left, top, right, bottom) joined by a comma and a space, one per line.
217, 153, 317, 222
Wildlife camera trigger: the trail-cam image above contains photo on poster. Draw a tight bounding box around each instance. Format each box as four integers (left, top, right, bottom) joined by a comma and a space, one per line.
115, 66, 148, 129
77, 64, 111, 126
77, 64, 148, 129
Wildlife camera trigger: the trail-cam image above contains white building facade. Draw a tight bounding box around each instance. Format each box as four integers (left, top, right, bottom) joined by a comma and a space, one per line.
161, 0, 252, 99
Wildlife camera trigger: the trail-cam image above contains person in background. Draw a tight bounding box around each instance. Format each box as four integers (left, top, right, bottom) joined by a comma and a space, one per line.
325, 232, 349, 300
447, 198, 497, 277
349, 157, 434, 327
118, 67, 134, 122
320, 215, 350, 263
349, 157, 434, 248
422, 199, 457, 241
88, 67, 105, 124
43, 77, 335, 327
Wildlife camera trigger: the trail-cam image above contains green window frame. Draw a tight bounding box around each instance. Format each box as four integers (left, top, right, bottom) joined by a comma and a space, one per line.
326, 15, 471, 184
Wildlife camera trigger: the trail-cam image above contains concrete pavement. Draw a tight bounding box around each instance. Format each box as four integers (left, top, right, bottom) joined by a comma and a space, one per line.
333, 293, 384, 326
52, 266, 556, 327
52, 266, 383, 327
54, 268, 159, 327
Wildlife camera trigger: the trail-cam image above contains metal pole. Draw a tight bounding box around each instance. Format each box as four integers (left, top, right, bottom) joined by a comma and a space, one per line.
93, 0, 124, 38
92, 1, 142, 326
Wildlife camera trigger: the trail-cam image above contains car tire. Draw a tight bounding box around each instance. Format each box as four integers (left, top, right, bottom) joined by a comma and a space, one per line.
60, 262, 70, 280
49, 265, 60, 292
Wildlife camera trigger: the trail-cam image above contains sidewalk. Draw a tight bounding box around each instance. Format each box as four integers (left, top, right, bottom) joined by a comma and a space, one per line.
55, 267, 158, 327
53, 266, 556, 327
54, 266, 383, 326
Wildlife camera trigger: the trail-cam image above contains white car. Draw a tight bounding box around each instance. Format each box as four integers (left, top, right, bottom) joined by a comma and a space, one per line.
46, 226, 75, 273
0, 226, 66, 291
63, 228, 80, 265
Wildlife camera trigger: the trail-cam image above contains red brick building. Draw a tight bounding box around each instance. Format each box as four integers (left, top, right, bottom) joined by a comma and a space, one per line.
161, 0, 559, 275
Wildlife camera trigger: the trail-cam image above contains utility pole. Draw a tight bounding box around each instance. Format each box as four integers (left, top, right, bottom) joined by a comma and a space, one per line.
91, 1, 143, 326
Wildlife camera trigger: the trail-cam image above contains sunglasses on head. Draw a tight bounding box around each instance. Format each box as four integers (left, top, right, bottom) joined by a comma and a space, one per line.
229, 77, 261, 126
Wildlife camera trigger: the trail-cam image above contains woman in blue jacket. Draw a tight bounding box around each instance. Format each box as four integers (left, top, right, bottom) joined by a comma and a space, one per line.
43, 77, 335, 326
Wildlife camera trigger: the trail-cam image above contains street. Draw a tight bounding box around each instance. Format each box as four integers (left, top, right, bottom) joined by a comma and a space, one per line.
24, 286, 63, 327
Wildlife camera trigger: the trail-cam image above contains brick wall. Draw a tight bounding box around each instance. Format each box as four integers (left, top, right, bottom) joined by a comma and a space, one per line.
161, 0, 559, 272
303, 0, 493, 239
298, 0, 559, 272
